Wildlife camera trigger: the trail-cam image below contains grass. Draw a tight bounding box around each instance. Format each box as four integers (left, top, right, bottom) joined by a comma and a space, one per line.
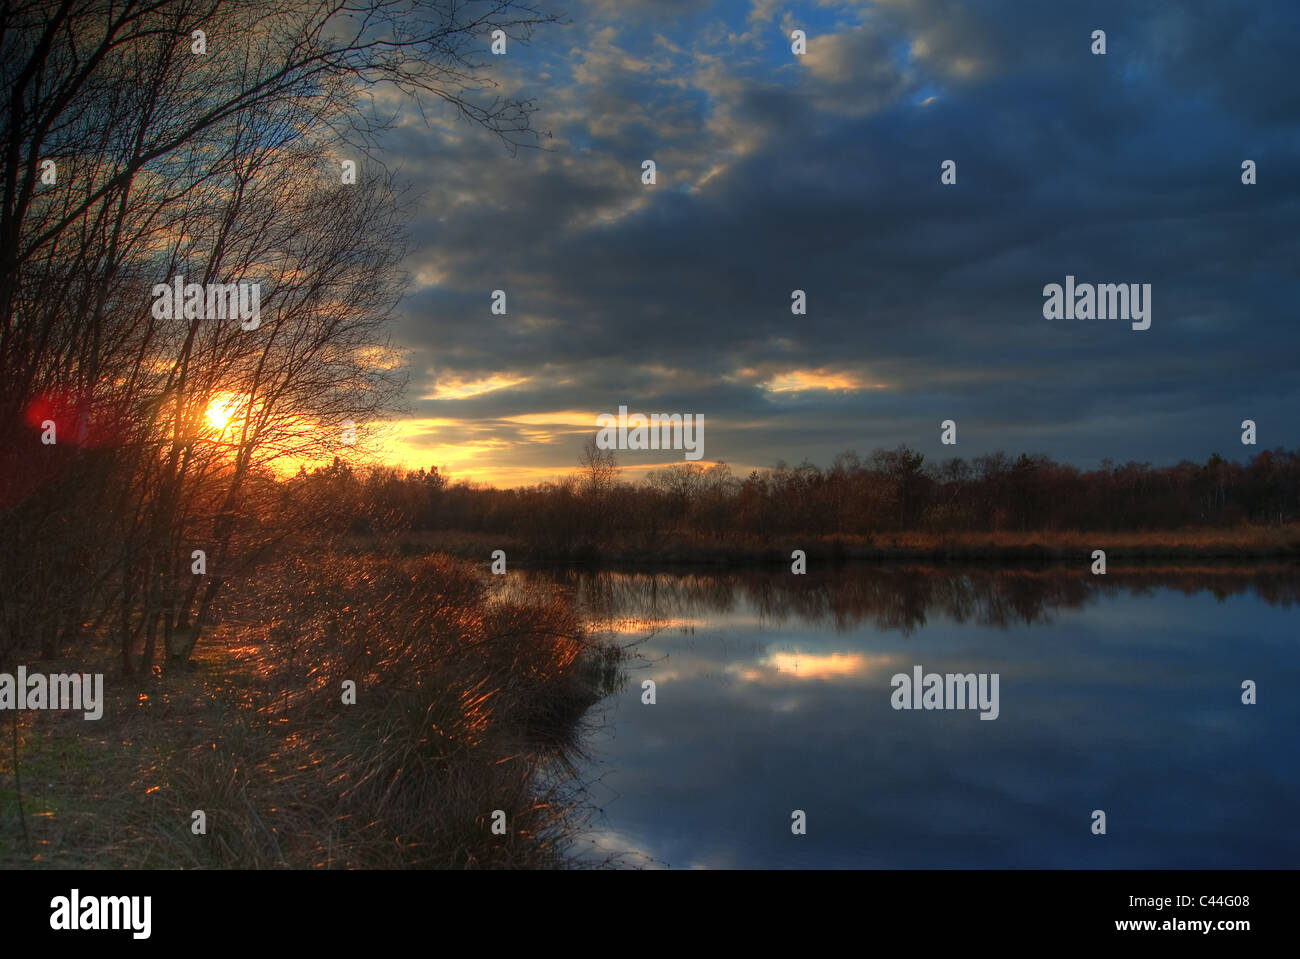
0, 552, 625, 869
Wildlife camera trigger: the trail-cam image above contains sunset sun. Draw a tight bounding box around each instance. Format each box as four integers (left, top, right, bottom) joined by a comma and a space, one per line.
205, 394, 239, 432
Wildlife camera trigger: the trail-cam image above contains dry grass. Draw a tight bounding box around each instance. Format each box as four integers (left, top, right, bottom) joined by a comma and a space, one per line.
0, 552, 624, 869
884, 524, 1300, 550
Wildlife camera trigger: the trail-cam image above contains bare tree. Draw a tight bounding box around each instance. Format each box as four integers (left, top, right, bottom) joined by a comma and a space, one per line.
0, 0, 562, 672
578, 434, 618, 497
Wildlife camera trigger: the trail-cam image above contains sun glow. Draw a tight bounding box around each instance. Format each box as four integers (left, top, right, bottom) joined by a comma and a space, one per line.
205, 394, 241, 432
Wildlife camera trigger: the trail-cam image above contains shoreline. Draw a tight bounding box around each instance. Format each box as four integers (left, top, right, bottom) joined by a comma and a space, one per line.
381, 526, 1300, 568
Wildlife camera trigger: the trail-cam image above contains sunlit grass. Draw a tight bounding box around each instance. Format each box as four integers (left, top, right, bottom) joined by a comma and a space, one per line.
0, 550, 626, 869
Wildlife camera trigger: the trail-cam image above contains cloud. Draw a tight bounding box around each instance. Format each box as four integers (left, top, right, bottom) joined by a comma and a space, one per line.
423, 374, 530, 400
755, 368, 885, 394
366, 0, 1300, 484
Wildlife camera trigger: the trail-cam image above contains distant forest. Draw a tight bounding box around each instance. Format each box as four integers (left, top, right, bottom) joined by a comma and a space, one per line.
295, 445, 1300, 547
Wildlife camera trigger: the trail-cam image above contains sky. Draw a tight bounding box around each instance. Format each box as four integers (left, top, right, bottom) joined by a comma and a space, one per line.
364, 0, 1300, 487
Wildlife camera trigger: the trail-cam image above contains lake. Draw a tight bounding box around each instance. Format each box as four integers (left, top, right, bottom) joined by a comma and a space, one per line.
535, 565, 1300, 868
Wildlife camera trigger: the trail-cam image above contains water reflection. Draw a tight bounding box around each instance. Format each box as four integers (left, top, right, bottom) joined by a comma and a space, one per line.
538, 564, 1300, 869
559, 564, 1300, 636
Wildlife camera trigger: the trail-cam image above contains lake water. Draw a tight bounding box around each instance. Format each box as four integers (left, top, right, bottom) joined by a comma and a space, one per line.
539, 565, 1300, 868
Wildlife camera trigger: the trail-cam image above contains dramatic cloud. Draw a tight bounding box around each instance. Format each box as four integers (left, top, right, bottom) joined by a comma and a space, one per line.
371, 0, 1300, 483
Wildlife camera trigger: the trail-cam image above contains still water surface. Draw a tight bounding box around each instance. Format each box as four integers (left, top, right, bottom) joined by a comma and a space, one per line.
540, 565, 1300, 868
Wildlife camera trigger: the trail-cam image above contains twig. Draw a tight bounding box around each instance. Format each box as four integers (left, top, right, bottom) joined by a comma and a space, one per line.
10, 712, 31, 857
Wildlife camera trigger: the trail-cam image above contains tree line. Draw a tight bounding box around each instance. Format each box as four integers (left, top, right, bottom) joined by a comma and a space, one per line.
299, 444, 1300, 549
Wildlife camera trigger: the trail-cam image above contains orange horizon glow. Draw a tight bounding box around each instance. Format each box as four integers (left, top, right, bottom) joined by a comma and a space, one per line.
259, 414, 739, 488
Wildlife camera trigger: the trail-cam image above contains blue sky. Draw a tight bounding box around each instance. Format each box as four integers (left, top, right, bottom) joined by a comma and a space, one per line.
365, 0, 1300, 485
